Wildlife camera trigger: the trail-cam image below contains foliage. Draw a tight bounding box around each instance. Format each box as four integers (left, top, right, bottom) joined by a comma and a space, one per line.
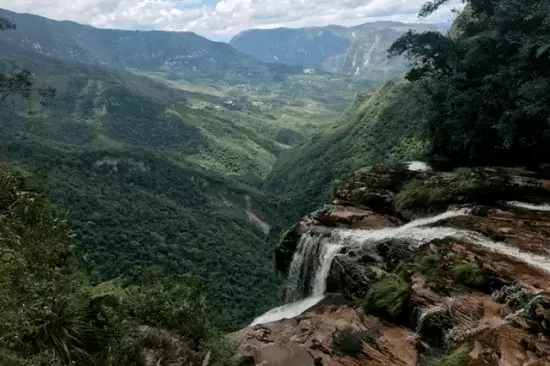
365, 274, 410, 319
0, 19, 288, 329
451, 261, 487, 289
389, 0, 550, 166
426, 345, 470, 366
267, 76, 431, 227
395, 180, 449, 209
332, 327, 371, 357
0, 166, 237, 365
411, 254, 447, 289
453, 167, 482, 190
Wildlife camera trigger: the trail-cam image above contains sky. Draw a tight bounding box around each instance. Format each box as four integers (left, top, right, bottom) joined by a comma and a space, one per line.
0, 0, 463, 41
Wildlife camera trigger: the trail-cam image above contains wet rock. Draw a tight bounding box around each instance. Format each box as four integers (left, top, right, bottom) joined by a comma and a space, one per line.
326, 248, 384, 298
375, 239, 415, 271
239, 164, 550, 366
274, 223, 301, 274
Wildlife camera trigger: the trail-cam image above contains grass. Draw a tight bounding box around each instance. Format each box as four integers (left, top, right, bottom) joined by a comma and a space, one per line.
451, 261, 487, 289
365, 274, 410, 319
396, 180, 449, 209
453, 167, 483, 191
426, 345, 470, 366
410, 254, 447, 289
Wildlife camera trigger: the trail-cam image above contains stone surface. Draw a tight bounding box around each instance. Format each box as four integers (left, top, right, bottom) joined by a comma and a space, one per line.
240, 164, 550, 366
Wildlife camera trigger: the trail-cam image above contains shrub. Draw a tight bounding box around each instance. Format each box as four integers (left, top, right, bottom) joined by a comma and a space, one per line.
412, 254, 447, 289
365, 274, 409, 319
454, 168, 483, 191
426, 345, 469, 366
331, 181, 340, 199
332, 327, 370, 357
396, 180, 448, 209
451, 262, 487, 289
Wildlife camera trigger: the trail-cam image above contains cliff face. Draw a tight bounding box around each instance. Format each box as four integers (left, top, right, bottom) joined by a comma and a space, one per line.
232, 164, 550, 366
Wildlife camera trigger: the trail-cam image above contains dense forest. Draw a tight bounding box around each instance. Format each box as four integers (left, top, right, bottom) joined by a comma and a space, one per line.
389, 0, 550, 166
0, 17, 288, 331
0, 164, 237, 365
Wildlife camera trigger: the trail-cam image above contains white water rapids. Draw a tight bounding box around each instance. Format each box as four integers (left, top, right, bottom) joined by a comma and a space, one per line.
251, 207, 550, 326
507, 201, 550, 212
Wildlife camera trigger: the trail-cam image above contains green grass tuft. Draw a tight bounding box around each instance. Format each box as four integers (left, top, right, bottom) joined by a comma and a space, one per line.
426, 345, 470, 366
451, 261, 487, 289
396, 180, 449, 209
365, 274, 409, 318
453, 168, 483, 191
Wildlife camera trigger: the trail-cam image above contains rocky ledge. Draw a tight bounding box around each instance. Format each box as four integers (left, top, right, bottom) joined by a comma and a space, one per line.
232, 164, 550, 366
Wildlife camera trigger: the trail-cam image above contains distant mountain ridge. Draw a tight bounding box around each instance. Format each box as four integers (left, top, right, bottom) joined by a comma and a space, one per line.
230, 21, 448, 80
0, 8, 305, 84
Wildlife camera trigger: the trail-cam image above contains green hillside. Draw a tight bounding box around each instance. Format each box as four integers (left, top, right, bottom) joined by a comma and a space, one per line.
0, 43, 290, 329
0, 164, 237, 365
0, 8, 303, 85
266, 76, 431, 224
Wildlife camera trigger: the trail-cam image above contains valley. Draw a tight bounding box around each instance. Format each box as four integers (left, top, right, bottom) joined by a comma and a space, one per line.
0, 7, 418, 330
1, 0, 550, 364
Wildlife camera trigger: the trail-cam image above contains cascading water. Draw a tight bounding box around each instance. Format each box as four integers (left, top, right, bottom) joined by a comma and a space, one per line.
507, 201, 550, 212
251, 209, 470, 326
251, 207, 550, 326
251, 236, 343, 326
285, 234, 323, 302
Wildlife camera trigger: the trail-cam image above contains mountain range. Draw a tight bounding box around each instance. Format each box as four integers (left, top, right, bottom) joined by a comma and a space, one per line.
230, 22, 447, 80
0, 8, 306, 85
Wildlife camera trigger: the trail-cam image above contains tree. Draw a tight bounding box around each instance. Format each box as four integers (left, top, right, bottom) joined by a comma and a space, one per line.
388, 0, 550, 166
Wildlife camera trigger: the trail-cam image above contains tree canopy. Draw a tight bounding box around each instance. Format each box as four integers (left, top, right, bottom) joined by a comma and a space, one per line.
389, 0, 550, 166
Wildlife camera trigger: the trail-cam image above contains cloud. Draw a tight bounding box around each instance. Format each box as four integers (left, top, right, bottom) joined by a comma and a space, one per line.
0, 0, 462, 40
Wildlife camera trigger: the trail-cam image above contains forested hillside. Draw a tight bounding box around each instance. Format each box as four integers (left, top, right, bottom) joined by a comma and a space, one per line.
0, 165, 238, 365
268, 0, 550, 226
0, 21, 287, 330
266, 76, 431, 224
0, 8, 303, 85
2, 0, 548, 348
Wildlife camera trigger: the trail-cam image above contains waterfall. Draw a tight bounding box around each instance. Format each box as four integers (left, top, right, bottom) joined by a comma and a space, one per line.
407, 161, 431, 172
285, 235, 344, 301
285, 234, 323, 302
312, 243, 343, 296
250, 237, 343, 326
467, 234, 550, 273
251, 207, 550, 326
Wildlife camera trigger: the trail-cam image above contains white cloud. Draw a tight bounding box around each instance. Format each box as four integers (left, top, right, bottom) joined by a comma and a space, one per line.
0, 0, 462, 40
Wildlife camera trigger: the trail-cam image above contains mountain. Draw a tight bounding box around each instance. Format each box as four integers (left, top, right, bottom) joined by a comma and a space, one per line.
230, 22, 447, 80
0, 8, 305, 85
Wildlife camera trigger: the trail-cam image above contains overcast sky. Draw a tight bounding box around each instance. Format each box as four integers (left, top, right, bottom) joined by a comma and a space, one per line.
0, 0, 463, 41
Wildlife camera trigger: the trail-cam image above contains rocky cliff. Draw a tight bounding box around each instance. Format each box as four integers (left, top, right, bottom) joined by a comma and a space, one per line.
232, 163, 550, 366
